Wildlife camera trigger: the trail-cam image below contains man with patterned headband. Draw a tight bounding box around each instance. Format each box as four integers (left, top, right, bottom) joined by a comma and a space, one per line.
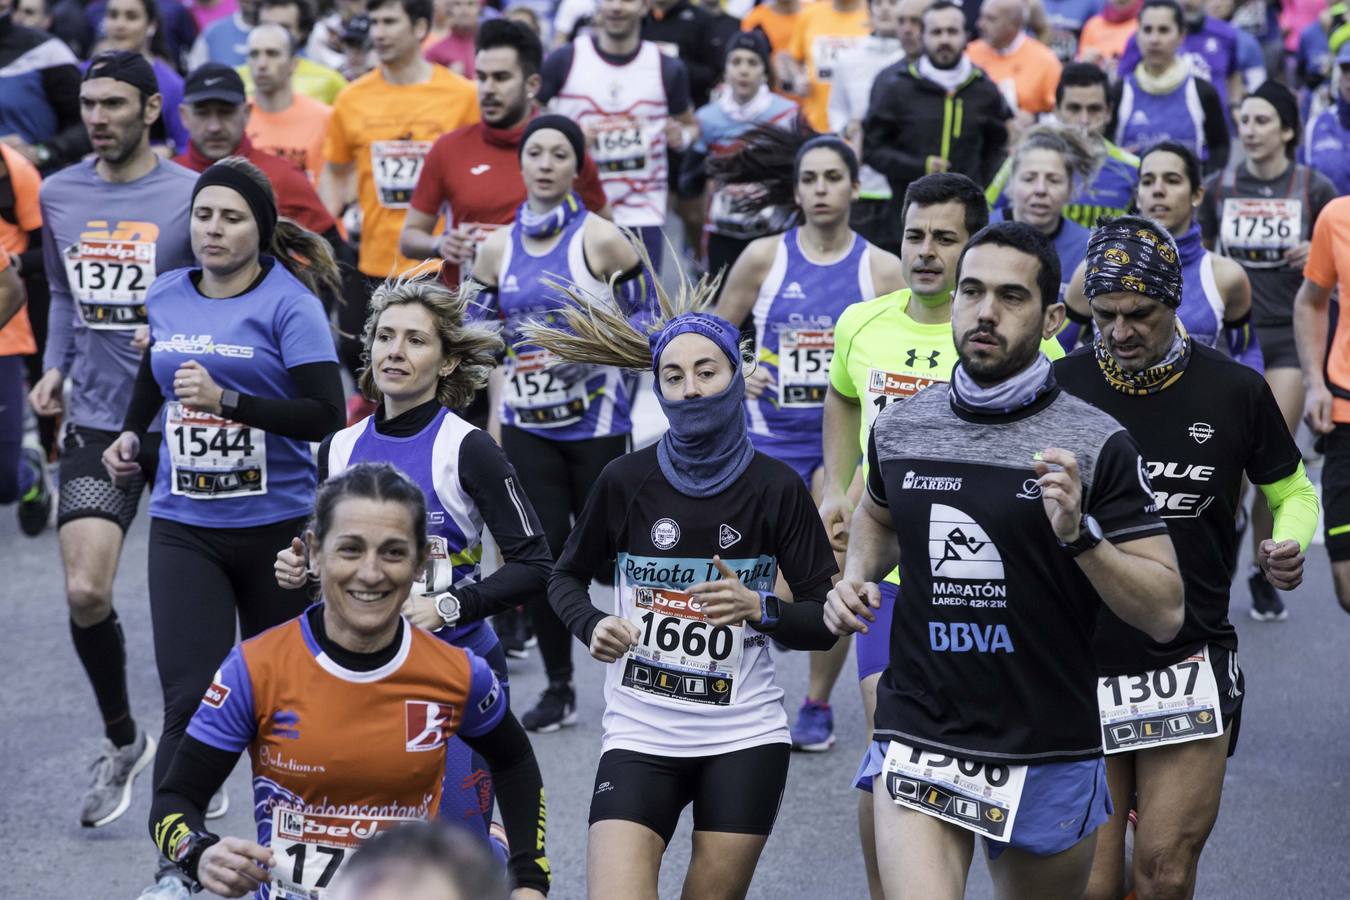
1054, 214, 1319, 900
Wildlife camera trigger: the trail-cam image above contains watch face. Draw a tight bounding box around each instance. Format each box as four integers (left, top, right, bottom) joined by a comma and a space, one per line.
1085, 516, 1104, 542
436, 594, 460, 621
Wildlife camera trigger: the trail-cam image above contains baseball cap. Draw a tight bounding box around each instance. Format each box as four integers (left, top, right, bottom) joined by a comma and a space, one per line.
342, 14, 371, 46
84, 50, 160, 97
182, 62, 247, 105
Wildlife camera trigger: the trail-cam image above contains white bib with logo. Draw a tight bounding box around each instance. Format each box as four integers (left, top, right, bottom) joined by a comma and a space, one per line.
621, 586, 743, 706
371, 140, 432, 208
65, 238, 156, 329
270, 808, 415, 899
882, 740, 1028, 841
1097, 646, 1224, 753
777, 328, 834, 408
166, 402, 267, 499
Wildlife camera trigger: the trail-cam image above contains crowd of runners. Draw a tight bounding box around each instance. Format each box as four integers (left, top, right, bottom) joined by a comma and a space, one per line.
1, 0, 1347, 894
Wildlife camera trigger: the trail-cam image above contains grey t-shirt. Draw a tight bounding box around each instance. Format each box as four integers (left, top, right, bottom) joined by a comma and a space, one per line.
41, 157, 198, 431
1199, 162, 1337, 327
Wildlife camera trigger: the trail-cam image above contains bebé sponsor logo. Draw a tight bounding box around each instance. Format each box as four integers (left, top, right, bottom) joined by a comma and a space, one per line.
77, 240, 153, 262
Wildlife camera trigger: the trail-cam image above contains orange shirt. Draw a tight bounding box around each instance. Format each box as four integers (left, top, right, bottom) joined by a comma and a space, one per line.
248, 92, 332, 183
967, 35, 1062, 115
324, 64, 479, 277
0, 144, 39, 357
1304, 196, 1350, 423
788, 1, 869, 131
1076, 15, 1137, 79
742, 3, 801, 55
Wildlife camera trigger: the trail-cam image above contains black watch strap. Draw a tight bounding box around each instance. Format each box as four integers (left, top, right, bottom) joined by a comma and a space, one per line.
175, 830, 220, 884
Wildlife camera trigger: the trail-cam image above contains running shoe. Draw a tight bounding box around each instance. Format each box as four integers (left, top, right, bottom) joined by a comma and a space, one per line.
80, 728, 155, 827
137, 875, 190, 899
17, 446, 52, 536
206, 786, 229, 819
1249, 571, 1288, 622
789, 699, 836, 752
522, 682, 577, 733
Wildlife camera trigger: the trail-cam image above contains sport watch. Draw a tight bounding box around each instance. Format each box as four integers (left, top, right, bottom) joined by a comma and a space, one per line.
1060, 514, 1104, 558
434, 591, 462, 629
755, 591, 782, 630
172, 830, 220, 883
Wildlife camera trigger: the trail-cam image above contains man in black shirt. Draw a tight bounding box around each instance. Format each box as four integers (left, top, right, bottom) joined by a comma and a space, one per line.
1054, 215, 1317, 900
826, 221, 1183, 897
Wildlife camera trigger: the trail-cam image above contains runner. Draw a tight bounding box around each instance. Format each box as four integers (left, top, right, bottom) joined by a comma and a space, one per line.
468, 116, 651, 733
1199, 81, 1335, 621
827, 220, 1184, 900
271, 277, 553, 848
0, 142, 51, 536
1067, 141, 1257, 364
989, 123, 1098, 306
986, 63, 1140, 228
713, 130, 904, 486
1294, 196, 1350, 617
539, 0, 698, 273
101, 157, 345, 898
1114, 0, 1230, 174
148, 462, 550, 899
784, 0, 868, 132
821, 173, 1065, 897
28, 51, 197, 830
99, 0, 190, 153
246, 0, 350, 104
525, 285, 838, 900
678, 30, 799, 284
400, 18, 608, 291
1056, 215, 1316, 900
244, 22, 333, 182
320, 0, 479, 377
1300, 44, 1350, 196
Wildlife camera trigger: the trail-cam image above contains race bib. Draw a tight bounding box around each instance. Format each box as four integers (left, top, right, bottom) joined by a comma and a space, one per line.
622, 586, 743, 706
1220, 197, 1301, 267
1097, 647, 1224, 754
64, 239, 156, 329
777, 328, 833, 408
271, 808, 415, 899
371, 140, 432, 208
882, 740, 1028, 842
505, 349, 589, 428
864, 368, 942, 430
166, 402, 267, 499
811, 35, 861, 83
592, 116, 652, 176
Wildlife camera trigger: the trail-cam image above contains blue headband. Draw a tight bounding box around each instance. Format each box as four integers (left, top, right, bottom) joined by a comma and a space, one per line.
648, 312, 741, 374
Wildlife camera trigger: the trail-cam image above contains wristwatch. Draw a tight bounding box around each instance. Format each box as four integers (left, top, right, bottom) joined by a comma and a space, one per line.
171, 830, 220, 883
434, 591, 462, 629
219, 389, 240, 416
1060, 514, 1104, 558
756, 591, 782, 630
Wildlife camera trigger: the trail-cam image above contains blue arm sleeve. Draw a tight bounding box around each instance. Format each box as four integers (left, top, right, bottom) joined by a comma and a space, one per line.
185, 647, 257, 753
1225, 316, 1263, 373
456, 651, 508, 738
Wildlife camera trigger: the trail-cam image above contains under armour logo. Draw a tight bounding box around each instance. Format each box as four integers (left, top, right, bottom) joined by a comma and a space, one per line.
905, 348, 940, 369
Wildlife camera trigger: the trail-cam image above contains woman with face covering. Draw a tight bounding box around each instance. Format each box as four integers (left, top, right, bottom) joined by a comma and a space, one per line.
147, 463, 550, 900
469, 114, 652, 735
1113, 0, 1230, 173
1067, 141, 1256, 366
103, 156, 346, 898
270, 278, 554, 850
523, 276, 839, 900
1198, 81, 1336, 622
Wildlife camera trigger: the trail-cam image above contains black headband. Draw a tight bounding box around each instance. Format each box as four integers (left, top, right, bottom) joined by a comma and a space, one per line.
794, 135, 859, 183
520, 114, 586, 168
1083, 215, 1182, 309
191, 163, 278, 254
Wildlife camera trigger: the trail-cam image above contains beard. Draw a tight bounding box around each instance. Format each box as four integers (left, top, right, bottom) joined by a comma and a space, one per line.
957, 325, 1041, 384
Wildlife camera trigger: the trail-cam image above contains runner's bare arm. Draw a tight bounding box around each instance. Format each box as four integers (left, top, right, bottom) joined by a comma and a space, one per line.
712, 236, 778, 328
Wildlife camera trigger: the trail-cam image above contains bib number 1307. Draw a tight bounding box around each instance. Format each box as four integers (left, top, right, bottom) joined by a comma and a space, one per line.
1097, 648, 1224, 753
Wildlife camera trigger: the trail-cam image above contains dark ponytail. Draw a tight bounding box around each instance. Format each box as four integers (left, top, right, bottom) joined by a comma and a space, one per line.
704, 121, 858, 214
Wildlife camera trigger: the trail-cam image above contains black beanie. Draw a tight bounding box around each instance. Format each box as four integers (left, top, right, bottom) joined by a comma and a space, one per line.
519, 114, 586, 168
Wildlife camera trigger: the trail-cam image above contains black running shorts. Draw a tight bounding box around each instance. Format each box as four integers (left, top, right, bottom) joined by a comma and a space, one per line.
588, 742, 791, 843
57, 424, 158, 531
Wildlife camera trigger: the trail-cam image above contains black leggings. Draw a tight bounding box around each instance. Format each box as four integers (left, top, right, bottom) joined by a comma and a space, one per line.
148, 515, 312, 789
501, 426, 629, 684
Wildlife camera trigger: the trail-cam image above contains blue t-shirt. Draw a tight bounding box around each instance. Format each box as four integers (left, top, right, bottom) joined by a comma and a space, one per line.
1303, 106, 1350, 196
145, 259, 336, 527
1119, 16, 1242, 109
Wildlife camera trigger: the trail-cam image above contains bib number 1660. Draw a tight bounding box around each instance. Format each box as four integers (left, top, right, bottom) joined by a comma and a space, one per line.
638, 611, 734, 661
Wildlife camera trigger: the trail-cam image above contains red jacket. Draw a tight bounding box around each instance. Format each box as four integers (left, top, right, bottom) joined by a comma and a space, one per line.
175, 136, 338, 237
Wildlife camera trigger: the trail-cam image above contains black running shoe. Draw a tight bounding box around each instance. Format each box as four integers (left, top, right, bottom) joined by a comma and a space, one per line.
522, 682, 577, 733
17, 447, 52, 536
1248, 571, 1287, 622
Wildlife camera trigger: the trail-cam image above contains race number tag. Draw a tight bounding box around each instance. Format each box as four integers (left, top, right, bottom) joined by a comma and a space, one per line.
777, 328, 833, 408
811, 35, 861, 83
64, 239, 156, 329
371, 140, 432, 208
505, 349, 589, 428
864, 369, 942, 429
882, 740, 1027, 842
270, 808, 414, 899
1220, 198, 1301, 267
166, 402, 267, 499
622, 586, 743, 706
1097, 647, 1224, 754
592, 116, 651, 176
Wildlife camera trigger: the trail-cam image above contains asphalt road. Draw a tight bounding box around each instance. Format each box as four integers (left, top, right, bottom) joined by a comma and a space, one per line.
3, 407, 1349, 898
